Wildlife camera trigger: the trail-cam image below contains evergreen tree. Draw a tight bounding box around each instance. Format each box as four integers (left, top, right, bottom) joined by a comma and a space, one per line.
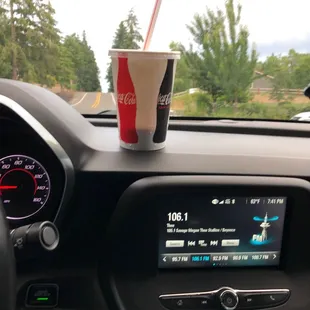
105, 9, 144, 92
78, 37, 101, 91
0, 0, 61, 84
56, 43, 76, 89
0, 10, 11, 78
0, 1, 102, 91
105, 21, 130, 92
105, 61, 114, 93
125, 8, 143, 49
31, 1, 61, 86
63, 32, 101, 91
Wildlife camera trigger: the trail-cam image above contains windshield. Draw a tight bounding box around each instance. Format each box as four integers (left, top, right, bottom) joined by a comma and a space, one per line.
1, 0, 310, 121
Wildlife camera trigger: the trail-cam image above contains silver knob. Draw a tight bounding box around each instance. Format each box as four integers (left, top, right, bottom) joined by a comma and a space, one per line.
220, 289, 239, 310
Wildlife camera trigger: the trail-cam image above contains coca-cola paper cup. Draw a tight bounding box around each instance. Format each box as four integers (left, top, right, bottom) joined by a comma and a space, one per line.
109, 49, 180, 151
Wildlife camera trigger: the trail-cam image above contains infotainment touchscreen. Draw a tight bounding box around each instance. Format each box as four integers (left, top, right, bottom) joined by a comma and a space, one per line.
158, 197, 287, 268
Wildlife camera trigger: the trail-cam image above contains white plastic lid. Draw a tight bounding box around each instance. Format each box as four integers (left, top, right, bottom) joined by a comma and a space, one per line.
108, 49, 181, 60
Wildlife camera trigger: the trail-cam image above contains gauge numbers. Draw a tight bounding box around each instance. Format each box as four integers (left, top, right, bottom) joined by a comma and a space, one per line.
0, 155, 51, 220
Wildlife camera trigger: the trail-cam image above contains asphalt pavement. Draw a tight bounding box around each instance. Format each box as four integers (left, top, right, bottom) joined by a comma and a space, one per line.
70, 92, 116, 114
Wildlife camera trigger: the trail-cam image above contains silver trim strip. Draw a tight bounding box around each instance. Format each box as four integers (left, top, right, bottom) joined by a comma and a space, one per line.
236, 288, 290, 294
159, 289, 217, 298
0, 95, 74, 223
159, 288, 290, 299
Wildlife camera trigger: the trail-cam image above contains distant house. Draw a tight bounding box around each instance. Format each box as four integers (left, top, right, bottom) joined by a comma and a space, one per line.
251, 71, 274, 89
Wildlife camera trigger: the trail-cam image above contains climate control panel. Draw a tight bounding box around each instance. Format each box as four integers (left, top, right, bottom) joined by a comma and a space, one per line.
159, 287, 290, 310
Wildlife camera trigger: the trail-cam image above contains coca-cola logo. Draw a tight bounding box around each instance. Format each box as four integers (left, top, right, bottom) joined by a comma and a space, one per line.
118, 92, 136, 105
158, 92, 172, 106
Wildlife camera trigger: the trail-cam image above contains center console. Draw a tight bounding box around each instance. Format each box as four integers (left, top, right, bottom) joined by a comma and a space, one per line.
100, 176, 310, 310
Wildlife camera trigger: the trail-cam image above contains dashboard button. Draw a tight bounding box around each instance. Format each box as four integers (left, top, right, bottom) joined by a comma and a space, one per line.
220, 290, 239, 310
41, 226, 57, 247
263, 292, 290, 306
239, 291, 290, 309
190, 295, 216, 309
239, 294, 264, 308
25, 283, 59, 307
159, 297, 192, 309
159, 295, 216, 310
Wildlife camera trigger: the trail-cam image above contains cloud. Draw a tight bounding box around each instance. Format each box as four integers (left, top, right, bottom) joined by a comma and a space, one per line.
52, 0, 310, 91
256, 36, 310, 59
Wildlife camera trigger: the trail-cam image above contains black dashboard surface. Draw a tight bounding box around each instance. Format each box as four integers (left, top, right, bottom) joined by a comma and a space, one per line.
1, 79, 310, 310
81, 126, 310, 177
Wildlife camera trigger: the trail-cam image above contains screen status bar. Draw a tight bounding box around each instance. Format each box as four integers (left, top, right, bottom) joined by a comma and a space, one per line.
210, 197, 286, 206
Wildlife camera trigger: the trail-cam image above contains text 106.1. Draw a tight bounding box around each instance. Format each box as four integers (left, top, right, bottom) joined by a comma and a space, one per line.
168, 212, 188, 222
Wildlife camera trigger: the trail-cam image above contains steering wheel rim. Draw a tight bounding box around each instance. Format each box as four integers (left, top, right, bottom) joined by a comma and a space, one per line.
0, 199, 16, 310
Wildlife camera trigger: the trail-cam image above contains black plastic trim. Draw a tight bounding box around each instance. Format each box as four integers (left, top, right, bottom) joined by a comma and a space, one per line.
88, 117, 310, 138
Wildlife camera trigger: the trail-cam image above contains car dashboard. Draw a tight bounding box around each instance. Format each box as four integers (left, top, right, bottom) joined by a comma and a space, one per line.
1, 79, 310, 310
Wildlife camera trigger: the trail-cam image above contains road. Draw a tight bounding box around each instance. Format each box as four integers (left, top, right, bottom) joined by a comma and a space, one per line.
70, 92, 116, 114
69, 91, 179, 115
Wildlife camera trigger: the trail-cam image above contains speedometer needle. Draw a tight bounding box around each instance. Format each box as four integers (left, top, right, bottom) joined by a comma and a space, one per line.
0, 186, 18, 190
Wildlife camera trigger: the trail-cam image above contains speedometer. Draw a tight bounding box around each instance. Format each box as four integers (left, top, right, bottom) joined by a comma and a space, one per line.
0, 155, 51, 220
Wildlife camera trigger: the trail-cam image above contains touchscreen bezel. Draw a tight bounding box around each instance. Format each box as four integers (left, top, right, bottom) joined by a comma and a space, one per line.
104, 176, 309, 276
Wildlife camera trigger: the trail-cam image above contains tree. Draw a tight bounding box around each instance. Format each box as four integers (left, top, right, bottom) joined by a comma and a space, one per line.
0, 0, 61, 85
293, 54, 310, 89
77, 31, 101, 91
105, 21, 131, 92
261, 49, 310, 101
186, 0, 258, 103
169, 41, 193, 92
30, 1, 61, 86
0, 11, 11, 78
56, 43, 76, 89
0, 0, 30, 80
0, 1, 101, 91
78, 44, 101, 91
125, 8, 143, 49
112, 22, 130, 49
264, 49, 310, 90
63, 32, 101, 91
105, 60, 114, 92
105, 9, 144, 92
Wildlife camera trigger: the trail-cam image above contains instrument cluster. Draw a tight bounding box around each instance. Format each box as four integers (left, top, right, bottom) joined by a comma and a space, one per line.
0, 112, 66, 226
0, 154, 51, 220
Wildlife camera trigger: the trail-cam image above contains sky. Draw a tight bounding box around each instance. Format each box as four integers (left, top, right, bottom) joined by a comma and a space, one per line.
52, 0, 310, 91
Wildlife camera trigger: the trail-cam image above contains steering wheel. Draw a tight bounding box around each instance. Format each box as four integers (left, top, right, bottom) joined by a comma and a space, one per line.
0, 198, 16, 310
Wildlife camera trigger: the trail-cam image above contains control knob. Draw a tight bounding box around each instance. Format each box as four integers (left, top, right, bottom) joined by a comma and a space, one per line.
220, 289, 239, 310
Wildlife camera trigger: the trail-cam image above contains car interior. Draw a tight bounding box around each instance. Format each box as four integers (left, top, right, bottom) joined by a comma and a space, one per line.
1, 78, 310, 310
